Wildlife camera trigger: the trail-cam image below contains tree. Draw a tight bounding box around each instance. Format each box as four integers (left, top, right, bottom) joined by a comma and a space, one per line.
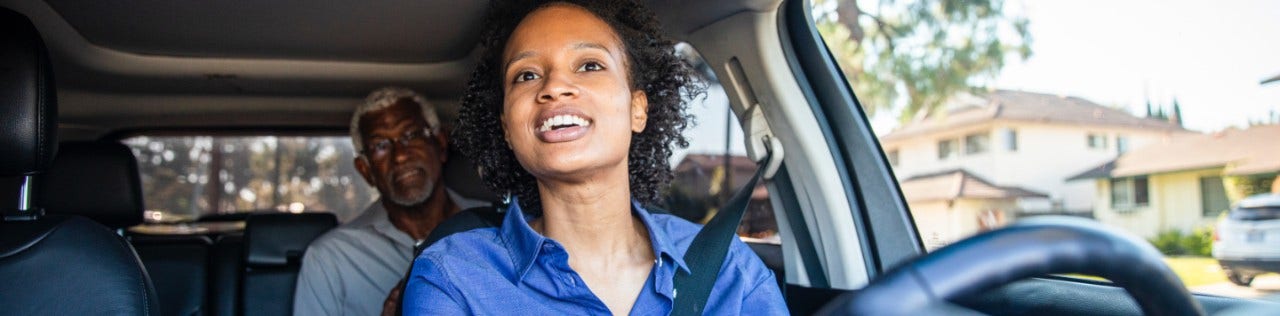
1170, 98, 1183, 127
814, 0, 1033, 122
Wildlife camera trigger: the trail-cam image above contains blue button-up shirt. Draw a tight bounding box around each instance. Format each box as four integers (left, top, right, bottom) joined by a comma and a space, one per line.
404, 198, 787, 315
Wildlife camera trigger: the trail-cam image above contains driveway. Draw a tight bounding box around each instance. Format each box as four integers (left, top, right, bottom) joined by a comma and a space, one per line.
1192, 275, 1280, 301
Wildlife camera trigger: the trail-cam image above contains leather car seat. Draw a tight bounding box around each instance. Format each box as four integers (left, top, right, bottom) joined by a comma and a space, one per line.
0, 7, 161, 315
39, 141, 213, 316
241, 212, 336, 316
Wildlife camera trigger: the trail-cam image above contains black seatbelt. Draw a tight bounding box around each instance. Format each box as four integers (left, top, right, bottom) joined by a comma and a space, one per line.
671, 150, 772, 315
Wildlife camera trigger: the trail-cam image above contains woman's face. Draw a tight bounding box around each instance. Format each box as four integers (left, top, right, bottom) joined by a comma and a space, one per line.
500, 4, 648, 183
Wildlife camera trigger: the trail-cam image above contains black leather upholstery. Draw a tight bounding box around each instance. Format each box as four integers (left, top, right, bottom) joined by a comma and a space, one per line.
0, 215, 160, 315
443, 143, 502, 204
244, 213, 336, 267
241, 213, 336, 316
0, 8, 57, 177
208, 234, 244, 316
39, 141, 145, 228
132, 234, 214, 316
0, 8, 160, 315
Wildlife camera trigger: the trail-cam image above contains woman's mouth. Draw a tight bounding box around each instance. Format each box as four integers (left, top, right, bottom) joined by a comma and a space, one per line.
535, 114, 592, 143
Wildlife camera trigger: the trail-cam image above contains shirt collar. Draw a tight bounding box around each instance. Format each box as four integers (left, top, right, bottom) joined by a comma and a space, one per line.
354, 201, 417, 249
499, 197, 690, 284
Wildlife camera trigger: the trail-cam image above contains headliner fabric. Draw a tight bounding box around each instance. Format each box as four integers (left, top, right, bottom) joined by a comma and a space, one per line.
44, 0, 486, 63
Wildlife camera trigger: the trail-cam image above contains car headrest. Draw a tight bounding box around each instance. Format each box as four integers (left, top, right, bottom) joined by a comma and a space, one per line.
38, 141, 145, 228
442, 143, 502, 204
0, 8, 58, 177
243, 213, 337, 267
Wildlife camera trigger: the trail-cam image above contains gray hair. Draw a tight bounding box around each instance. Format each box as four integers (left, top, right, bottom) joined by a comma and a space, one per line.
349, 87, 440, 155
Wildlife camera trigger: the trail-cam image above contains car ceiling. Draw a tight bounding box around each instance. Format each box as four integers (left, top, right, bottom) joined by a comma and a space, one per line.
0, 0, 779, 140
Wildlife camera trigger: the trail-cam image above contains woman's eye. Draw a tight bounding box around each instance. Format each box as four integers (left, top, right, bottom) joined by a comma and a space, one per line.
577, 61, 604, 72
514, 71, 540, 83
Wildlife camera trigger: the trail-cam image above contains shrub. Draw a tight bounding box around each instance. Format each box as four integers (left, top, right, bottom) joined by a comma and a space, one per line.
1151, 230, 1187, 256
1149, 227, 1214, 257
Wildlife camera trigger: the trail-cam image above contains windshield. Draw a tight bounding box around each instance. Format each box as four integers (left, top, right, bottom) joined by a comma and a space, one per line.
1230, 207, 1280, 222
813, 0, 1279, 300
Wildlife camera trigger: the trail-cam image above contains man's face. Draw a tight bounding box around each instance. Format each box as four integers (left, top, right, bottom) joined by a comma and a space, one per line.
354, 99, 447, 207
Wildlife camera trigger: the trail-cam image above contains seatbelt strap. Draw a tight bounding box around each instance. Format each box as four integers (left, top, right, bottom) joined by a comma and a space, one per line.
671, 150, 772, 316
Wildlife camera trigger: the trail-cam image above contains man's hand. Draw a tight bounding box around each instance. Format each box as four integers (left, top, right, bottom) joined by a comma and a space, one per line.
381, 278, 407, 316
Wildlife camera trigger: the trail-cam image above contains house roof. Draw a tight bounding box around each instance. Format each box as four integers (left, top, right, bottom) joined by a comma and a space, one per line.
898, 169, 1048, 203
1067, 124, 1280, 180
881, 90, 1185, 142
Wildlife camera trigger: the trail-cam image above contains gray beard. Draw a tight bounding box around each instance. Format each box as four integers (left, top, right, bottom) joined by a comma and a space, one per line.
387, 177, 435, 207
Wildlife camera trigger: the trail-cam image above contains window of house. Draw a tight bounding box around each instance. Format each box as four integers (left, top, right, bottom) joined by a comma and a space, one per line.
1004, 129, 1018, 152
1116, 136, 1129, 154
964, 132, 989, 155
1111, 176, 1150, 210
1200, 176, 1230, 217
937, 139, 957, 160
887, 149, 900, 166
1087, 133, 1108, 149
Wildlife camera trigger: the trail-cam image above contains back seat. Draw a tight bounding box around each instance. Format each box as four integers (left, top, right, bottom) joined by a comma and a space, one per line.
40, 141, 213, 316
241, 213, 337, 316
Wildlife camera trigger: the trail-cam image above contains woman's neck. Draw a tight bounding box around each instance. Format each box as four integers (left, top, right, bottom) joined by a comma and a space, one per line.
533, 168, 654, 267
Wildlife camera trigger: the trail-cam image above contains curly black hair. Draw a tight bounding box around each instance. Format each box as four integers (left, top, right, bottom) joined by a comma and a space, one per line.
452, 0, 702, 215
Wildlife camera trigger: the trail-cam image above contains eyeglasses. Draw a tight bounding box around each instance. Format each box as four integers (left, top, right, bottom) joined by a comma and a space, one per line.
363, 127, 436, 159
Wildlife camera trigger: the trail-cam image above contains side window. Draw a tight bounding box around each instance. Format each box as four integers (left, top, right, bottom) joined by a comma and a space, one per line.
664, 44, 778, 243
123, 136, 377, 224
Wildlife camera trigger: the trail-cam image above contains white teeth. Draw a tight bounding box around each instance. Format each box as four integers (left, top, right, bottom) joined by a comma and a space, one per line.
538, 114, 591, 132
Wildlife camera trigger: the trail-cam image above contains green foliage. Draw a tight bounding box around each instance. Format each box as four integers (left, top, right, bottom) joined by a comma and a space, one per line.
1149, 227, 1213, 257
813, 0, 1033, 122
1224, 173, 1277, 203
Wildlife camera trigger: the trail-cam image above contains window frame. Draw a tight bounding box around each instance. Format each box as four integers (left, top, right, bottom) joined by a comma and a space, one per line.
964, 132, 990, 155
1087, 133, 1108, 149
937, 139, 958, 160
1110, 176, 1150, 211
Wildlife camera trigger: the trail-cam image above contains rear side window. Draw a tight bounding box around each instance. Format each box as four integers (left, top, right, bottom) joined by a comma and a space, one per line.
123, 135, 377, 223
1228, 207, 1280, 221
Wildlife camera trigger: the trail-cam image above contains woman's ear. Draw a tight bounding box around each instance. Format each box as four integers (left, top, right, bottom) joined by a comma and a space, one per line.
630, 90, 649, 133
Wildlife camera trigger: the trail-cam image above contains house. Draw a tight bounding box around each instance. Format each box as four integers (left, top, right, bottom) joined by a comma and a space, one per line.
667, 154, 775, 237
1067, 124, 1280, 237
898, 169, 1047, 249
880, 90, 1188, 241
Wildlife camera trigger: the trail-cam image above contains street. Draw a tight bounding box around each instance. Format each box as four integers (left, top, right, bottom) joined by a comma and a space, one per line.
1193, 275, 1280, 302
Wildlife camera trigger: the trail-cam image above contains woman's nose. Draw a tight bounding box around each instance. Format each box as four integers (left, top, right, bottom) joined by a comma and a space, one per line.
538, 72, 579, 102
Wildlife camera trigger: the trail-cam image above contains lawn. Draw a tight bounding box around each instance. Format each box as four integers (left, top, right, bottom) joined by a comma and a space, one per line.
1163, 257, 1226, 287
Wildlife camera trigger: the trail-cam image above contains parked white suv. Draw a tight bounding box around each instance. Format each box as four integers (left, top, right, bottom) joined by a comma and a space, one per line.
1213, 193, 1280, 286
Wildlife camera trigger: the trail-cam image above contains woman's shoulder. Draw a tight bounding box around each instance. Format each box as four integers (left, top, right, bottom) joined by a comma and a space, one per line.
415, 227, 507, 269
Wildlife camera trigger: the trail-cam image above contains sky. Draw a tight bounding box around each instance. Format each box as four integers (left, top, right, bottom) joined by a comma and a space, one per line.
990, 0, 1280, 132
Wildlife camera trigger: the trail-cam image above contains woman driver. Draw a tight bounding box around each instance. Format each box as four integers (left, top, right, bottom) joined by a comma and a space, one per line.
403, 0, 787, 314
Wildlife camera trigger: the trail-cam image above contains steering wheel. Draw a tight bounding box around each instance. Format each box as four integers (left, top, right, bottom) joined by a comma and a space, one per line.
816, 217, 1206, 316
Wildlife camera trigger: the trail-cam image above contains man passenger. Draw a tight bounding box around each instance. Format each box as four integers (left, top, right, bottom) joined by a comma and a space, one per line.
294, 87, 481, 316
